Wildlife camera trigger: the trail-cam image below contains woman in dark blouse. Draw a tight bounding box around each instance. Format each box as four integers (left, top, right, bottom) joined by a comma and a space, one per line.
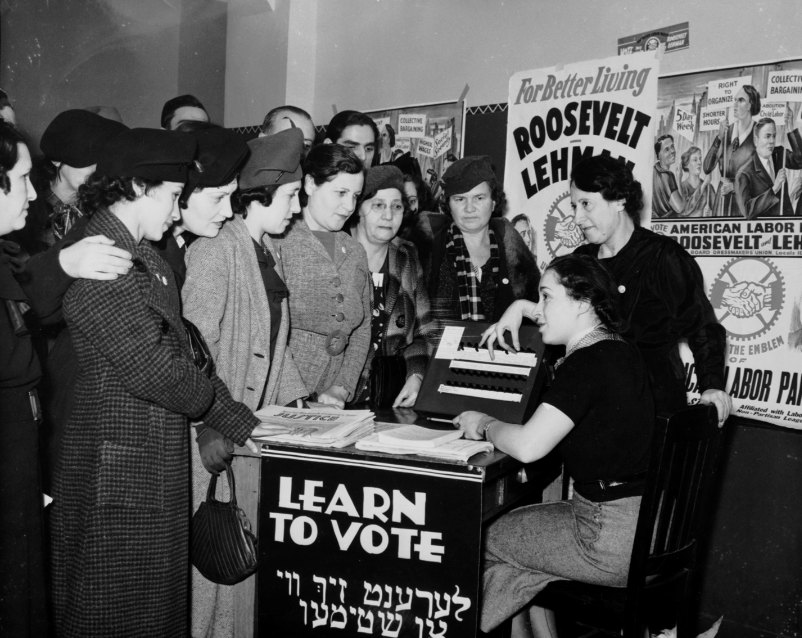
455, 254, 654, 635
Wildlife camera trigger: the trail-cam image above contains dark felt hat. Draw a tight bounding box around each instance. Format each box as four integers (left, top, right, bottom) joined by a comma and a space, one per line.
382, 152, 422, 180
95, 128, 198, 184
41, 109, 129, 168
363, 165, 404, 201
442, 155, 495, 198
239, 128, 304, 190
183, 127, 249, 189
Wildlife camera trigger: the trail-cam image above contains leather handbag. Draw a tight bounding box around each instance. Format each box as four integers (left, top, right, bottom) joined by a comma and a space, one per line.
191, 463, 258, 586
369, 354, 407, 408
182, 317, 213, 378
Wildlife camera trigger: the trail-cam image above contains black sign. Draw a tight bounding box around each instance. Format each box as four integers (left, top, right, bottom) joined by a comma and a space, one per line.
259, 447, 484, 637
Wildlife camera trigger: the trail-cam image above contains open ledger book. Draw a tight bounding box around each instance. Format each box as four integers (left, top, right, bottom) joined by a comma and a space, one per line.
252, 406, 375, 449
356, 422, 494, 462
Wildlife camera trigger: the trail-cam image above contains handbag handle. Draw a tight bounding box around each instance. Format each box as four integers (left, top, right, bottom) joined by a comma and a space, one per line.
205, 462, 238, 507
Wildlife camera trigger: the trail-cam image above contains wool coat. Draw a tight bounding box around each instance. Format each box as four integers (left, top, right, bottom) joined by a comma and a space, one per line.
274, 219, 371, 401
183, 214, 307, 412
51, 209, 215, 638
355, 237, 439, 399
183, 214, 309, 637
416, 214, 540, 323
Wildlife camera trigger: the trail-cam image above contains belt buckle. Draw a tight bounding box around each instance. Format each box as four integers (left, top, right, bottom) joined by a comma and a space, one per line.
324, 330, 349, 356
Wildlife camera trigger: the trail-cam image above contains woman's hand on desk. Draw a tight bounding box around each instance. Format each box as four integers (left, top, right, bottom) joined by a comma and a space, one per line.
480, 300, 534, 358
317, 385, 349, 409
393, 374, 422, 408
453, 411, 495, 440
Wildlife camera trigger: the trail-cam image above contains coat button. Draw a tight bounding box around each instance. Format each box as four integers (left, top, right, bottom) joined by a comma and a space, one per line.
336, 293, 344, 303
160, 319, 169, 334
132, 258, 147, 273
396, 315, 406, 328
502, 278, 509, 285
334, 312, 345, 322
332, 277, 341, 287
254, 353, 265, 359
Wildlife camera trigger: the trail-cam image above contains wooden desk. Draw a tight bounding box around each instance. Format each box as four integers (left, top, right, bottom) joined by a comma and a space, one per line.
244, 408, 559, 638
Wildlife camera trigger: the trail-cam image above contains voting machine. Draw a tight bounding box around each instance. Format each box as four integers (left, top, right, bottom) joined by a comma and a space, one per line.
415, 321, 553, 424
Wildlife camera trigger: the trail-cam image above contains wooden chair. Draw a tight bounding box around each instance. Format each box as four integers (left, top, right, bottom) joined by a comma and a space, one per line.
531, 404, 725, 637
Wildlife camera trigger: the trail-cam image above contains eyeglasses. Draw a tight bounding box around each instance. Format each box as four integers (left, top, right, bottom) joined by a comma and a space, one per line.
370, 201, 404, 215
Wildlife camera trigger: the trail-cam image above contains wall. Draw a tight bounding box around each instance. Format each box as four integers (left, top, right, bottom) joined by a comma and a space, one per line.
224, 0, 292, 128
311, 0, 802, 122
0, 0, 227, 149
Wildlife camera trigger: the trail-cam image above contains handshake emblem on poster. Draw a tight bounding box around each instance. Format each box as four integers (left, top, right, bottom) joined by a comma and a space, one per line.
553, 216, 585, 248
720, 281, 770, 318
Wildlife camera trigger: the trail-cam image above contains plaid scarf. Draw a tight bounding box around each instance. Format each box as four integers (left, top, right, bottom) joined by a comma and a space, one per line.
446, 222, 499, 321
46, 189, 83, 240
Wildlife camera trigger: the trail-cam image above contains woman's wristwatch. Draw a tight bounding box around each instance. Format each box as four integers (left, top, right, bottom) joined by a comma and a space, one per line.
481, 418, 494, 440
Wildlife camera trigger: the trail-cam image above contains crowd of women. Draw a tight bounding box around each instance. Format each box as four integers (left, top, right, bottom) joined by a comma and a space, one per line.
0, 99, 732, 638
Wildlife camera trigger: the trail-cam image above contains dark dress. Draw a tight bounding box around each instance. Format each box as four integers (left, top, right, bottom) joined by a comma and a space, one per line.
575, 228, 726, 413
51, 210, 215, 637
0, 242, 50, 638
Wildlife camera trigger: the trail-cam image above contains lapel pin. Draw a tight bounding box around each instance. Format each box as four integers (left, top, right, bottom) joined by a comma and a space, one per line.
618, 285, 626, 293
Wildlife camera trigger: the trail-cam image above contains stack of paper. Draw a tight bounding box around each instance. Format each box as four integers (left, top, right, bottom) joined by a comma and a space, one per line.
252, 406, 375, 449
356, 423, 494, 462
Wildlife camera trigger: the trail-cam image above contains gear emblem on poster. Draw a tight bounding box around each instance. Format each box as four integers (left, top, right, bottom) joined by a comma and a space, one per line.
709, 257, 785, 341
543, 191, 587, 260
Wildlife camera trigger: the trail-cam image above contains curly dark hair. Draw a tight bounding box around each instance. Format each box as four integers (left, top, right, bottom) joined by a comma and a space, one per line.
545, 253, 627, 333
78, 173, 164, 216
0, 121, 25, 194
570, 155, 643, 225
439, 177, 507, 218
231, 184, 280, 218
303, 143, 364, 187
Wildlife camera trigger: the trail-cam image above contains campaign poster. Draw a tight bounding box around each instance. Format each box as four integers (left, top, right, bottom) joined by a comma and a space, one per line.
655, 59, 802, 430
364, 100, 464, 203
504, 52, 659, 273
259, 447, 483, 637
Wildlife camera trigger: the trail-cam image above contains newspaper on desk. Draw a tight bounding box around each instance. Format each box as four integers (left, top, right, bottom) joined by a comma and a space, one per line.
252, 406, 375, 449
355, 422, 494, 462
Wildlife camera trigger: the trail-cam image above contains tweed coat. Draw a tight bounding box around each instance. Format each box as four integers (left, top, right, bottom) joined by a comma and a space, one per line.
355, 237, 439, 399
274, 218, 371, 400
183, 214, 308, 637
51, 209, 215, 638
183, 214, 307, 411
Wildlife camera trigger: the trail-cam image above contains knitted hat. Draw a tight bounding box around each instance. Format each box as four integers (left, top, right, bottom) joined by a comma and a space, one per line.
362, 165, 404, 201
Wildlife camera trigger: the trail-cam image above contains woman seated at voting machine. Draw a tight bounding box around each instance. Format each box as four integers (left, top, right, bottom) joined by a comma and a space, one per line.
453, 253, 654, 637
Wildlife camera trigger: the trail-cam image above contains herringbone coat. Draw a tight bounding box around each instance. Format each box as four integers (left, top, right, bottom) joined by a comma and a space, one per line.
274, 218, 371, 400
51, 209, 215, 638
